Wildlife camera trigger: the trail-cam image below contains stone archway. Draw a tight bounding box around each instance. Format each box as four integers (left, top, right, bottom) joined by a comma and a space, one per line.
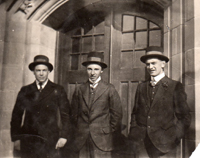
0, 1, 197, 158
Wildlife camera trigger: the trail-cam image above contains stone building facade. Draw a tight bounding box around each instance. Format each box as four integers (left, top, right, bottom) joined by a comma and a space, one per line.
0, 0, 199, 157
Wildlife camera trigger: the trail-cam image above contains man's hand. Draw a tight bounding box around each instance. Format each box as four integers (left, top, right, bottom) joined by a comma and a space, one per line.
55, 138, 67, 149
14, 140, 20, 150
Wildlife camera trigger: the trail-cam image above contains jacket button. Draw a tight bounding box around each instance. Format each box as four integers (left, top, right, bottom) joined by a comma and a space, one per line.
148, 116, 150, 119
148, 126, 150, 128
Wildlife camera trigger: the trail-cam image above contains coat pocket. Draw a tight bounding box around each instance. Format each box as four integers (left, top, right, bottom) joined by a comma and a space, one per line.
102, 126, 113, 134
158, 125, 176, 144
161, 123, 174, 130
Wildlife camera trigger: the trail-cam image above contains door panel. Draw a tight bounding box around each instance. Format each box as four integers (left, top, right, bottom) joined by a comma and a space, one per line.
57, 3, 163, 131
57, 2, 166, 156
58, 7, 163, 134
111, 10, 162, 136
57, 15, 111, 101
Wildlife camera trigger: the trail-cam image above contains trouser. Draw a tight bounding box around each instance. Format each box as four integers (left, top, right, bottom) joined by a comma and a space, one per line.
79, 135, 112, 158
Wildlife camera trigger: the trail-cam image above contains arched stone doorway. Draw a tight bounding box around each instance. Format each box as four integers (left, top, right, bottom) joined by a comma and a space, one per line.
51, 2, 164, 138
1, 0, 196, 157
41, 1, 195, 157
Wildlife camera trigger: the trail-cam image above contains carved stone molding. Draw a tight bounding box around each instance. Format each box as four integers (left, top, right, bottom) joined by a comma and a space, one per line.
6, 0, 172, 24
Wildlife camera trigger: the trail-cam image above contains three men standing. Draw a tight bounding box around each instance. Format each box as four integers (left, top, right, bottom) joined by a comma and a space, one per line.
70, 52, 122, 158
10, 47, 191, 158
11, 55, 71, 158
128, 46, 191, 158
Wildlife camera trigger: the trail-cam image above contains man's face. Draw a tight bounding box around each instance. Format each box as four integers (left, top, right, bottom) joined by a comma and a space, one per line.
33, 64, 50, 83
145, 58, 166, 77
87, 64, 103, 82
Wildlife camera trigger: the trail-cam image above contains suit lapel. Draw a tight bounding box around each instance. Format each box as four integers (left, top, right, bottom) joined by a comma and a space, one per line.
80, 80, 108, 109
92, 81, 108, 105
151, 76, 169, 107
39, 80, 55, 101
26, 82, 40, 102
80, 82, 90, 107
143, 82, 151, 108
29, 81, 38, 93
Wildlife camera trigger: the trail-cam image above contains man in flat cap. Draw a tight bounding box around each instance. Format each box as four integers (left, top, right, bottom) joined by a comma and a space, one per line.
70, 51, 122, 158
10, 55, 71, 158
128, 46, 191, 158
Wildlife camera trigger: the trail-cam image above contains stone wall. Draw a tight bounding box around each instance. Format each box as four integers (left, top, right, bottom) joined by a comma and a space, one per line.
164, 0, 196, 157
194, 0, 200, 153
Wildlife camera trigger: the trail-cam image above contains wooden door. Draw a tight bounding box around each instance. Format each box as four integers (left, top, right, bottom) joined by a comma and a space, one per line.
110, 7, 163, 136
57, 13, 111, 101
55, 2, 173, 157
55, 2, 187, 157
57, 2, 163, 137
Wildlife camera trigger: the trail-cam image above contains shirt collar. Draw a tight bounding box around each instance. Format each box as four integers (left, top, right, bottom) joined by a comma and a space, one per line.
89, 76, 101, 89
89, 76, 101, 85
36, 79, 48, 90
151, 72, 165, 84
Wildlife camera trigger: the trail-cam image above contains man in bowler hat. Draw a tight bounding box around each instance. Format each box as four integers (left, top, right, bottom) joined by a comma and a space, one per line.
70, 51, 122, 158
10, 55, 71, 158
128, 46, 191, 158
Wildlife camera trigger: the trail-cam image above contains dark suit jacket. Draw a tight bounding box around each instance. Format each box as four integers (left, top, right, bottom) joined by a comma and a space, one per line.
129, 76, 191, 153
10, 80, 71, 147
70, 80, 122, 152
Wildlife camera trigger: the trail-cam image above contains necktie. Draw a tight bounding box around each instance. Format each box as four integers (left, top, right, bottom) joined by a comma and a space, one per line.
150, 77, 156, 87
39, 82, 43, 92
90, 82, 98, 90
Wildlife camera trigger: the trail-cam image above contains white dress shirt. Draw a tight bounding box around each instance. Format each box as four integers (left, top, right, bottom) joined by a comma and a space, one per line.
36, 79, 48, 90
151, 72, 165, 85
89, 76, 101, 89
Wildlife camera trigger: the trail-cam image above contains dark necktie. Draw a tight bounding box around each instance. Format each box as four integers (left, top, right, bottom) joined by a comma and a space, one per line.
150, 77, 156, 87
90, 83, 97, 89
89, 81, 99, 90
39, 82, 43, 92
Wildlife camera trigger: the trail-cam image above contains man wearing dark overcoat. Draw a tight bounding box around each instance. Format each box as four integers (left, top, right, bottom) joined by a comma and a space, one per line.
70, 51, 122, 158
10, 55, 71, 158
128, 46, 191, 158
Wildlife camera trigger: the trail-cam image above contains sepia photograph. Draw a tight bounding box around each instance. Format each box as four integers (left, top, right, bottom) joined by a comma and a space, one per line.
0, 0, 198, 158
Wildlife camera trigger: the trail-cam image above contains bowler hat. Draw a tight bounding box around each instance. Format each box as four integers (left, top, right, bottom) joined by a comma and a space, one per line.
29, 55, 53, 72
140, 46, 169, 63
82, 51, 107, 69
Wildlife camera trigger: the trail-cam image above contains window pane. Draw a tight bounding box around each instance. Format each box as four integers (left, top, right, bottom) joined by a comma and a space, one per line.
71, 54, 79, 70
72, 38, 81, 53
135, 31, 147, 49
84, 25, 93, 35
122, 33, 134, 50
95, 21, 105, 34
80, 54, 88, 69
149, 30, 161, 46
121, 51, 134, 69
136, 17, 147, 30
95, 35, 104, 51
82, 36, 92, 52
135, 50, 146, 68
123, 15, 134, 31
150, 22, 159, 29
74, 28, 81, 35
